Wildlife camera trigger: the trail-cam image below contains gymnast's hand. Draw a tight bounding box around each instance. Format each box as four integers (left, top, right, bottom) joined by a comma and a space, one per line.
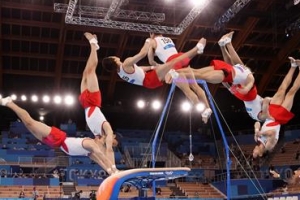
269, 170, 280, 178
235, 86, 249, 95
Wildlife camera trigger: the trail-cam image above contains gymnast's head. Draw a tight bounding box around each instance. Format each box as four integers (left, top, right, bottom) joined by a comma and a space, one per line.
149, 22, 162, 38
287, 170, 300, 185
149, 32, 162, 38
252, 144, 264, 158
102, 56, 121, 72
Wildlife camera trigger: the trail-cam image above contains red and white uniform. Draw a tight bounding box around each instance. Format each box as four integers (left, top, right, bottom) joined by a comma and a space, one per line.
210, 60, 234, 83
154, 36, 178, 63
60, 137, 90, 156
231, 84, 257, 102
268, 104, 294, 125
118, 64, 145, 86
154, 36, 190, 70
232, 64, 252, 85
42, 127, 67, 148
258, 118, 280, 147
258, 104, 294, 148
118, 64, 163, 89
41, 127, 91, 156
243, 95, 263, 121
211, 60, 253, 84
79, 89, 107, 136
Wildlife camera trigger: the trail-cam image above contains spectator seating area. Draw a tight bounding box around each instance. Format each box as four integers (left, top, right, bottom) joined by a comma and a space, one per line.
176, 182, 225, 199
117, 186, 173, 198
2, 121, 300, 199
270, 141, 300, 166
0, 185, 61, 199
269, 184, 300, 196
0, 184, 224, 199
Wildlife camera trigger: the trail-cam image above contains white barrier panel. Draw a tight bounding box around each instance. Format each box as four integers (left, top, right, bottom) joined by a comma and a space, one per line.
268, 196, 298, 200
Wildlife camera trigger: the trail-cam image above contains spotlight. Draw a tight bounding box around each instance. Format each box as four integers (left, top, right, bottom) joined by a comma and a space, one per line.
181, 101, 192, 112
11, 94, 17, 101
43, 95, 50, 103
39, 116, 44, 121
137, 100, 146, 109
64, 95, 75, 106
151, 100, 161, 110
190, 0, 207, 6
196, 103, 205, 112
31, 95, 38, 102
53, 95, 62, 104
21, 95, 27, 101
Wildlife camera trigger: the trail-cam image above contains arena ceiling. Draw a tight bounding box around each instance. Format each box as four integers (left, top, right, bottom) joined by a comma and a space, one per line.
1, 0, 300, 133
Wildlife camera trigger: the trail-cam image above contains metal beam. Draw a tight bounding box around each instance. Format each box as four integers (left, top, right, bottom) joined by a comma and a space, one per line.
54, 0, 68, 91
61, 0, 210, 35
54, 3, 165, 22
103, 0, 125, 21
214, 0, 253, 31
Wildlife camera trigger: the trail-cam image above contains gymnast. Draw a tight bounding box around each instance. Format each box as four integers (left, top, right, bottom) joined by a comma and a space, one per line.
0, 96, 119, 175
178, 31, 269, 122
252, 57, 300, 158
147, 32, 212, 122
270, 169, 300, 185
102, 37, 212, 123
79, 32, 117, 170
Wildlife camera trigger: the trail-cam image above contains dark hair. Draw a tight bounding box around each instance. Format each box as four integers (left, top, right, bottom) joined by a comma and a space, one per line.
278, 125, 285, 141
102, 57, 119, 72
149, 22, 162, 36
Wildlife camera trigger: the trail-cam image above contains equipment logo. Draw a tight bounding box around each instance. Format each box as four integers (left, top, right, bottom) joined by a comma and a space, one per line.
149, 172, 164, 175
165, 171, 173, 175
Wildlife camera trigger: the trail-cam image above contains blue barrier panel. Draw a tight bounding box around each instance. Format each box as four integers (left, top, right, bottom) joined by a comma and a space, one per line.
213, 179, 274, 197
0, 198, 33, 200
0, 178, 59, 186
267, 194, 300, 200
14, 178, 32, 185
49, 178, 60, 186
77, 178, 103, 186
0, 178, 14, 185
33, 178, 50, 185
0, 165, 11, 173
156, 198, 222, 200
6, 150, 55, 157
66, 166, 107, 182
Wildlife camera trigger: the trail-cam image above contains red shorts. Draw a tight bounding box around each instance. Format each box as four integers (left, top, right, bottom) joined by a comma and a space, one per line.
269, 104, 294, 125
232, 85, 258, 101
166, 52, 190, 70
210, 60, 233, 83
143, 70, 163, 89
42, 127, 67, 148
79, 90, 102, 109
